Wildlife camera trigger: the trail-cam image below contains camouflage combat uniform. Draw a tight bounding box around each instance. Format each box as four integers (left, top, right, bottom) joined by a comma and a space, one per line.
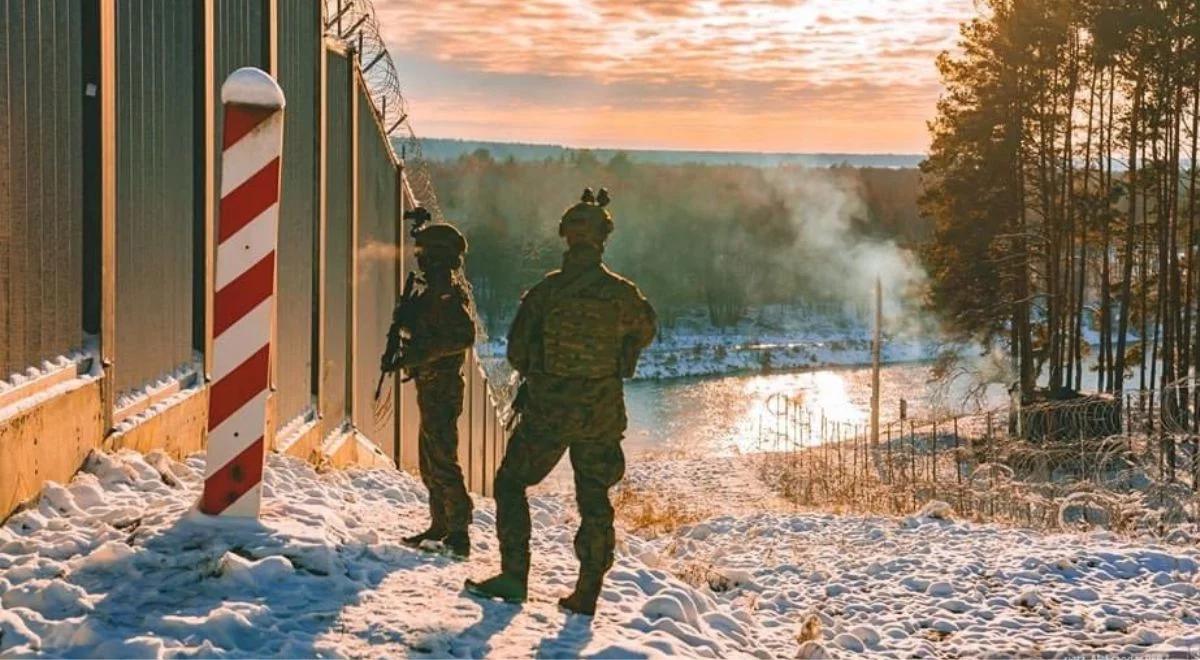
403, 279, 476, 537
385, 222, 476, 552
497, 246, 656, 582
483, 189, 656, 612
467, 189, 655, 612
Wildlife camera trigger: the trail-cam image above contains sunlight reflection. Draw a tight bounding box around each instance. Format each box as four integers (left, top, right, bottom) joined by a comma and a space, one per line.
807, 371, 865, 422
724, 370, 869, 455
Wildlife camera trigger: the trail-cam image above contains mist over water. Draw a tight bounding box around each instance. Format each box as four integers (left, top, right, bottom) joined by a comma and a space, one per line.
767, 169, 930, 333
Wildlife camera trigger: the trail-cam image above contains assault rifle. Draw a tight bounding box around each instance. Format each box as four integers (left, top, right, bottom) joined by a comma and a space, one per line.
375, 270, 422, 400
373, 205, 433, 401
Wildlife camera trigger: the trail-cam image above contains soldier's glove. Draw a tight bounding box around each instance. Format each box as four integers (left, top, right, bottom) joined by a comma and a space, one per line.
506, 381, 530, 432
381, 327, 403, 372
380, 348, 403, 374
619, 336, 641, 378
513, 381, 529, 412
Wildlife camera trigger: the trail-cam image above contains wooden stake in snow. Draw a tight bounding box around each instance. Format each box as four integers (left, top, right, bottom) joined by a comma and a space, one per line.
200, 67, 285, 517
871, 276, 881, 447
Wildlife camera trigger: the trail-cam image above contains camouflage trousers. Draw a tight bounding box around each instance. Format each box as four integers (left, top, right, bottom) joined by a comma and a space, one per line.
415, 368, 473, 534
494, 420, 626, 582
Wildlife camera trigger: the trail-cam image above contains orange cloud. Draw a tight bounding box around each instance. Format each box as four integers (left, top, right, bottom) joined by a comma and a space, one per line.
373, 0, 974, 153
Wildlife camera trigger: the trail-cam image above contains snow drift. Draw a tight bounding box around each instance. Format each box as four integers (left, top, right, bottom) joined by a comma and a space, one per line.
1, 449, 1198, 657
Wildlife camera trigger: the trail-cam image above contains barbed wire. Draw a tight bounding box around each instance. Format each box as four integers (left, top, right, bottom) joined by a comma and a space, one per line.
1156, 376, 1200, 435
753, 391, 1199, 539
322, 0, 444, 223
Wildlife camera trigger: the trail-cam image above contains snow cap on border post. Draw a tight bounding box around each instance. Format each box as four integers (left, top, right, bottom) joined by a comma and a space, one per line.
221, 67, 286, 109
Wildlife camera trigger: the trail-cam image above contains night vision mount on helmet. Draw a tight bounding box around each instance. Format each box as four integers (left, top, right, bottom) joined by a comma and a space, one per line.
559, 187, 614, 243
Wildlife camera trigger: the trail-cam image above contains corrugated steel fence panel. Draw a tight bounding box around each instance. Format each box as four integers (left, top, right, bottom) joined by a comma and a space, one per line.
209, 1, 267, 354
399, 369, 420, 471
275, 2, 320, 424
469, 364, 486, 490
396, 184, 419, 471
320, 48, 351, 425
0, 2, 511, 493
213, 0, 266, 173
442, 352, 506, 494
0, 0, 84, 379
482, 380, 495, 496
352, 82, 398, 456
456, 358, 473, 478
216, 0, 266, 68
113, 0, 195, 393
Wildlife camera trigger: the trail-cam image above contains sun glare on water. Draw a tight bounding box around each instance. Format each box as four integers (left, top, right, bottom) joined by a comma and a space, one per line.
730, 371, 868, 454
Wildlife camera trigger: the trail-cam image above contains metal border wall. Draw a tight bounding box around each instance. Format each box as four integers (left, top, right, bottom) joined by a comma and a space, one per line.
319, 44, 352, 431
352, 75, 399, 456
112, 0, 197, 396
275, 1, 321, 424
0, 0, 85, 380
0, 0, 509, 520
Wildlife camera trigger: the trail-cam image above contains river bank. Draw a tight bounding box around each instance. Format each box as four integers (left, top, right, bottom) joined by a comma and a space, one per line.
480, 305, 942, 382
634, 335, 932, 380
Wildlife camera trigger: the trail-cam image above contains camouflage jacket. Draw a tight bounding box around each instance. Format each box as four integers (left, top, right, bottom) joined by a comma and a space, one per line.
400, 278, 476, 378
507, 247, 656, 435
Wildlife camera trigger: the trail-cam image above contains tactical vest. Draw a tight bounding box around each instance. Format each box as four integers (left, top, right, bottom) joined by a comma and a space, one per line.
541, 272, 622, 378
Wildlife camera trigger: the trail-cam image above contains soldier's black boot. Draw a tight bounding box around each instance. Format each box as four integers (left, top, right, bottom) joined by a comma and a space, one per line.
402, 527, 445, 548
443, 530, 470, 560
558, 571, 603, 616
464, 573, 527, 603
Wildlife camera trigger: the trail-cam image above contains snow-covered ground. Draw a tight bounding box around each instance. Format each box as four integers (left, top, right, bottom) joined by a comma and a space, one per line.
3, 448, 1199, 658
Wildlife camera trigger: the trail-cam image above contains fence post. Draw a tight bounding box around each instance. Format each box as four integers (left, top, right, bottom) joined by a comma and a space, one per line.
1149, 390, 1156, 433
1047, 399, 1055, 442
851, 424, 859, 498
862, 423, 869, 481
98, 0, 117, 435
200, 68, 286, 517
932, 419, 938, 500
986, 411, 993, 464
909, 421, 917, 509
1125, 392, 1132, 436
954, 416, 961, 512
1192, 437, 1199, 494
886, 422, 893, 485
391, 160, 406, 466
267, 0, 279, 76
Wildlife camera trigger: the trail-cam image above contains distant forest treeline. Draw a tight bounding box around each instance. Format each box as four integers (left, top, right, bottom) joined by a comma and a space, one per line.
425, 149, 926, 335
415, 137, 924, 169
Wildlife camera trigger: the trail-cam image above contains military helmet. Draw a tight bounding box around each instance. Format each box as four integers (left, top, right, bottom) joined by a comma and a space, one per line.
414, 222, 467, 256
559, 187, 613, 243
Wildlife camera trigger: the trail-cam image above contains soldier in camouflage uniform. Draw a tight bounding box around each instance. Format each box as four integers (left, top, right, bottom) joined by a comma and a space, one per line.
467, 188, 657, 615
382, 223, 476, 558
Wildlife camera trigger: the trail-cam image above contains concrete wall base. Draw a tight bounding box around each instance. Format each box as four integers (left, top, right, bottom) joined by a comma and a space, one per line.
3, 386, 401, 521
0, 378, 103, 518
107, 387, 208, 458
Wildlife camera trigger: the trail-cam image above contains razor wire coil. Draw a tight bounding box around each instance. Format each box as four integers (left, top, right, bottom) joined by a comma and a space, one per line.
752, 390, 1200, 539
323, 0, 444, 223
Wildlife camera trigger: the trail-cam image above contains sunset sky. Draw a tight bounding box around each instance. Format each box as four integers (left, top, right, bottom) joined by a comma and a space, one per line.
374, 0, 976, 154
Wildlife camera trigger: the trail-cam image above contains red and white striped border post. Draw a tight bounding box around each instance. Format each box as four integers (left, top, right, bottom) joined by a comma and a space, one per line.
200, 67, 286, 517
